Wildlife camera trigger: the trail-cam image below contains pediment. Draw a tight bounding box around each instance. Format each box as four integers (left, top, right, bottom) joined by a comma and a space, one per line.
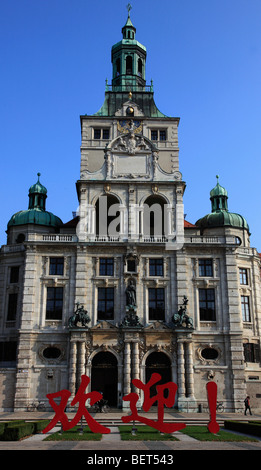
91, 320, 118, 330
144, 321, 172, 331
115, 100, 145, 118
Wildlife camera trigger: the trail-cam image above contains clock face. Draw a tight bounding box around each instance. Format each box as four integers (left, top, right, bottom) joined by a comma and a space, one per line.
117, 120, 142, 134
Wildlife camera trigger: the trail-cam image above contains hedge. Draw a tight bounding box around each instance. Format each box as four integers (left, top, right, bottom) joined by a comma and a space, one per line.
31, 420, 50, 434
0, 420, 26, 440
3, 422, 35, 441
0, 419, 50, 441
224, 420, 261, 437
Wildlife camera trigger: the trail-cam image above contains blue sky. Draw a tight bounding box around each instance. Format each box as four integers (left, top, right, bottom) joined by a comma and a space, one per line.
1, 0, 261, 249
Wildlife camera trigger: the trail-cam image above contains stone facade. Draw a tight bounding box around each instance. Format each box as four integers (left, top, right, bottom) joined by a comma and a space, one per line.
0, 12, 260, 413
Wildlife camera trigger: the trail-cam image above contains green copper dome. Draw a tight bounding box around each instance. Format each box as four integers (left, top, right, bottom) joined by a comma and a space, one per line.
210, 176, 228, 198
196, 176, 249, 232
29, 172, 47, 195
7, 174, 63, 229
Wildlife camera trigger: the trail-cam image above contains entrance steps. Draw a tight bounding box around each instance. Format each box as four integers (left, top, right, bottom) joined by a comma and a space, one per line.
93, 412, 226, 427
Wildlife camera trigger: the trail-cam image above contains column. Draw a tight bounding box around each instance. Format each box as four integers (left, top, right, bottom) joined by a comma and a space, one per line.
177, 341, 185, 398
132, 341, 139, 385
124, 342, 131, 396
185, 341, 195, 398
69, 340, 77, 396
78, 341, 86, 387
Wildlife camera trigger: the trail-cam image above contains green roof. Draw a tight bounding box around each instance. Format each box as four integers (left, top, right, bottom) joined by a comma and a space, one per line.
7, 209, 63, 228
196, 176, 249, 232
7, 173, 63, 229
29, 172, 47, 195
196, 211, 249, 232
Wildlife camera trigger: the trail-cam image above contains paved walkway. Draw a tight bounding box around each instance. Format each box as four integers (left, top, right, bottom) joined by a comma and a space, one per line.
0, 410, 260, 452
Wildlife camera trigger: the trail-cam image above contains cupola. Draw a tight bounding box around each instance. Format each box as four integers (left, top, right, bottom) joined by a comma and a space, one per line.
111, 5, 147, 91
196, 176, 249, 233
7, 174, 63, 229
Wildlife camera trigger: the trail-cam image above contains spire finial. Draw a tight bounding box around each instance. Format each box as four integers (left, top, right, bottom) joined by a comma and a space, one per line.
127, 3, 132, 17
37, 172, 41, 181
216, 175, 219, 184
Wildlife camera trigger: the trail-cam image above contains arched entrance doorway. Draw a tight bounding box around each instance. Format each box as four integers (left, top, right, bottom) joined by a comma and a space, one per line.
91, 351, 118, 407
145, 351, 172, 398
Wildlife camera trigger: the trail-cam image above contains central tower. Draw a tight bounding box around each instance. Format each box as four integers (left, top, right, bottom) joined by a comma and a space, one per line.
78, 8, 185, 250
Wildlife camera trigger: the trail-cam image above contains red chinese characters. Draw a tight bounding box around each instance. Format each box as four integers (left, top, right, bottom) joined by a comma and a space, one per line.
42, 374, 219, 435
42, 375, 110, 434
122, 372, 186, 433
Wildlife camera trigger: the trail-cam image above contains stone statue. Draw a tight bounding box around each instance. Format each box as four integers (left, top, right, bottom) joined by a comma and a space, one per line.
126, 280, 136, 307
172, 296, 193, 328
69, 302, 90, 328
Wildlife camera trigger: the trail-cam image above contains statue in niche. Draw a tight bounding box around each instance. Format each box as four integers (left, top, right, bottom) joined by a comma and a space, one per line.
126, 280, 136, 307
121, 279, 142, 328
172, 296, 194, 328
68, 302, 90, 328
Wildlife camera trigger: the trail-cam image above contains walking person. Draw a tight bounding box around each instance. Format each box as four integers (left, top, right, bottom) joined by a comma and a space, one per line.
244, 396, 252, 415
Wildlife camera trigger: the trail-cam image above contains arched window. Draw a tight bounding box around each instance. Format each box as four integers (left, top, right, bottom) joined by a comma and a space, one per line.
138, 58, 143, 77
95, 194, 121, 239
143, 195, 166, 238
145, 352, 171, 398
91, 352, 118, 406
126, 55, 133, 74
116, 58, 121, 76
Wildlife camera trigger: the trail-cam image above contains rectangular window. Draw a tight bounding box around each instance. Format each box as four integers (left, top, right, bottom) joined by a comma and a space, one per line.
199, 288, 216, 321
127, 259, 136, 272
149, 288, 165, 321
149, 258, 163, 276
94, 128, 101, 139
98, 287, 114, 320
151, 130, 167, 141
241, 295, 251, 322
102, 129, 110, 139
94, 128, 110, 140
239, 268, 248, 285
46, 287, 63, 320
10, 266, 19, 283
198, 259, 213, 277
7, 293, 18, 321
151, 130, 158, 141
0, 341, 17, 363
99, 258, 114, 276
49, 258, 64, 276
159, 130, 166, 141
243, 343, 260, 363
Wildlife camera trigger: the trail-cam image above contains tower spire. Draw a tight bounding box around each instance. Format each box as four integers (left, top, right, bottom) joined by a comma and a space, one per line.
127, 3, 132, 17
111, 4, 146, 91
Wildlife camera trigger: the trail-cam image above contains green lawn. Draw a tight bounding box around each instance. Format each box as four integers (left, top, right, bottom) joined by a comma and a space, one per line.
118, 425, 178, 441
43, 425, 102, 441
180, 425, 258, 442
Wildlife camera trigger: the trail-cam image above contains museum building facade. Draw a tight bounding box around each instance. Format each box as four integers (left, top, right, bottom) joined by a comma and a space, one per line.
0, 11, 260, 412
